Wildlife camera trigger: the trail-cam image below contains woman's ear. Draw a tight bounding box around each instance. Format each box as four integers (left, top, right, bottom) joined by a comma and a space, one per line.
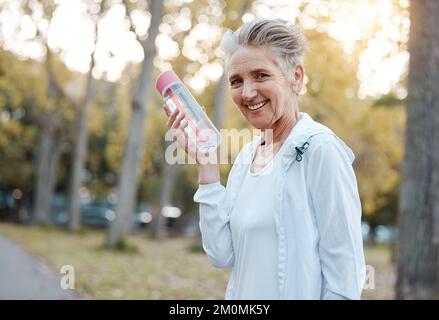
292, 64, 304, 95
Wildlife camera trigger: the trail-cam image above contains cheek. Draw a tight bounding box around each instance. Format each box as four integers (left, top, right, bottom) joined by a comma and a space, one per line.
231, 89, 242, 106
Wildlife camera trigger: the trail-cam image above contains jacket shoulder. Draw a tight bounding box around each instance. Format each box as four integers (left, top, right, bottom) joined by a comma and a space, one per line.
305, 133, 355, 167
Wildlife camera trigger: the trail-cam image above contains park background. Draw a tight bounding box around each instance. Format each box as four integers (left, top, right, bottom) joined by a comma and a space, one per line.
0, 0, 437, 299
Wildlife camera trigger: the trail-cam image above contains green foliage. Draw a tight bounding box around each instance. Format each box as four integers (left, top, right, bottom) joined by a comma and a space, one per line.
372, 93, 406, 108
0, 50, 37, 190
352, 104, 405, 220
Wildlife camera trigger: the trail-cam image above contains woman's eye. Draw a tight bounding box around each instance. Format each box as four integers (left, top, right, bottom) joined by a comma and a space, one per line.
230, 79, 241, 87
257, 73, 269, 80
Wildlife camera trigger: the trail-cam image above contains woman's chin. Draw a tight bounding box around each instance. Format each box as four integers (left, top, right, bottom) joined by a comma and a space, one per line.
243, 113, 272, 130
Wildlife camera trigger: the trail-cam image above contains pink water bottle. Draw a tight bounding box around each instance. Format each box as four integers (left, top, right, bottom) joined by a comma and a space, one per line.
156, 70, 221, 153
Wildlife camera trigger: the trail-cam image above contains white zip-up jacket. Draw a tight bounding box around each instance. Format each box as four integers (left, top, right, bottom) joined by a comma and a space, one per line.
193, 112, 366, 300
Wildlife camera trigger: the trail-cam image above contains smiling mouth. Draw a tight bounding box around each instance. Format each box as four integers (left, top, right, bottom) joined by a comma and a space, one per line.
246, 100, 269, 111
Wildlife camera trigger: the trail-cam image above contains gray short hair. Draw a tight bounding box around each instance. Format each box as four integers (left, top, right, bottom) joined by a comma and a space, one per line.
221, 19, 308, 77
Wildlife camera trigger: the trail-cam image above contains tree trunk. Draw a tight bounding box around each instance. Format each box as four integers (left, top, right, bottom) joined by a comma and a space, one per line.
67, 5, 101, 232
34, 126, 53, 224
396, 0, 439, 299
367, 222, 377, 247
67, 66, 95, 232
33, 123, 61, 225
107, 0, 164, 247
150, 159, 179, 238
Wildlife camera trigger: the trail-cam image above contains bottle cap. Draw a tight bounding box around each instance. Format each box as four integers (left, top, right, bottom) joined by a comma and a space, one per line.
156, 70, 182, 96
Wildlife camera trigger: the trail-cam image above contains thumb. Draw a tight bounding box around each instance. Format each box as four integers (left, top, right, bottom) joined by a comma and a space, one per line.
163, 104, 171, 117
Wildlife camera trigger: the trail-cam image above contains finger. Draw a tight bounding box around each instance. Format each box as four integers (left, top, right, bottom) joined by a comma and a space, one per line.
175, 126, 189, 150
171, 112, 186, 129
179, 118, 188, 130
167, 109, 179, 128
173, 118, 188, 137
163, 104, 171, 117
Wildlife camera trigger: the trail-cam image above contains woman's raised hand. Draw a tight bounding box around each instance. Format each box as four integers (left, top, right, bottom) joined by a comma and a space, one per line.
163, 106, 216, 165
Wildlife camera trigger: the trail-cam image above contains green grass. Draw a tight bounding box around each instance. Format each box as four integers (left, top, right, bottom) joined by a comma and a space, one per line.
0, 222, 395, 299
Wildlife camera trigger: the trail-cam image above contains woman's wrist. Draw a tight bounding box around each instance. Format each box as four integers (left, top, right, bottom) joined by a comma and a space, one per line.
198, 163, 220, 185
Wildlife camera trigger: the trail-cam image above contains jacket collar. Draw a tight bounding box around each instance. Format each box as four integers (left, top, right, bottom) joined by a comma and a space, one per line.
244, 112, 354, 165
285, 112, 355, 164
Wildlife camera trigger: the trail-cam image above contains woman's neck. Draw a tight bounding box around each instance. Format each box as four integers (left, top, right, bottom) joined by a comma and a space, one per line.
263, 109, 300, 146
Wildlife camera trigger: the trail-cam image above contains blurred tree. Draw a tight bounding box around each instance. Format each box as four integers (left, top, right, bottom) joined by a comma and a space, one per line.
107, 0, 164, 248
67, 0, 104, 232
86, 81, 120, 198
22, 0, 95, 225
352, 105, 405, 245
34, 63, 72, 224
0, 50, 37, 222
0, 0, 81, 225
397, 0, 439, 299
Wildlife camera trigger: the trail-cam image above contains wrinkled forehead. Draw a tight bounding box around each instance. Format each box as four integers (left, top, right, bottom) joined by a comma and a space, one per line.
226, 45, 282, 78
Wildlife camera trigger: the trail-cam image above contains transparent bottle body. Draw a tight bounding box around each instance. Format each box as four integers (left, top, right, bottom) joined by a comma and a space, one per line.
163, 83, 221, 153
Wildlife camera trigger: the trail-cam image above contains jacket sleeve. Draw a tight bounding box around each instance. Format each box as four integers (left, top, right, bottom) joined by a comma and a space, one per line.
306, 136, 366, 300
193, 168, 236, 269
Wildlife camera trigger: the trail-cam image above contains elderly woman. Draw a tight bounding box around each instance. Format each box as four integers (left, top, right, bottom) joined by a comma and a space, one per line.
164, 19, 366, 300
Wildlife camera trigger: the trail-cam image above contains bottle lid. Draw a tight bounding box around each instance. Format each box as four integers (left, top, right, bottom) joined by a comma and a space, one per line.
156, 70, 182, 96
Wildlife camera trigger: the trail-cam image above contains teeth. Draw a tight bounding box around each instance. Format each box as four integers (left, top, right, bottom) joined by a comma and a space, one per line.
247, 100, 267, 110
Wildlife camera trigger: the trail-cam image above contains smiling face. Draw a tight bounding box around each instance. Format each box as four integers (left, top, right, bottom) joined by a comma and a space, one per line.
227, 45, 303, 131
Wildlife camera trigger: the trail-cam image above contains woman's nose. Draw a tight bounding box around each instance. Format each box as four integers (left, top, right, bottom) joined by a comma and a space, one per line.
241, 82, 257, 101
